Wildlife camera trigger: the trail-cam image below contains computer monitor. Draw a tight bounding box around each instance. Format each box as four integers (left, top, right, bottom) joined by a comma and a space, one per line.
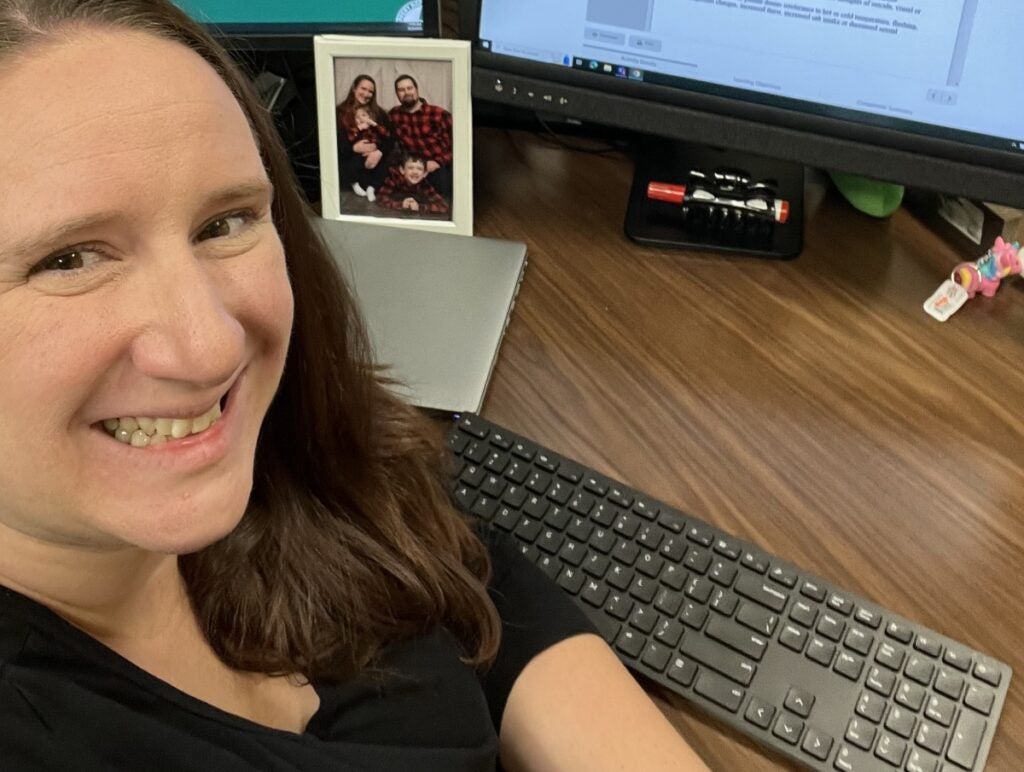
463, 1, 1024, 256
175, 1, 439, 47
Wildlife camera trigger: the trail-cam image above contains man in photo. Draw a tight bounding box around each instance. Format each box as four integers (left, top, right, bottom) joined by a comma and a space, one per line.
377, 152, 450, 215
388, 74, 453, 200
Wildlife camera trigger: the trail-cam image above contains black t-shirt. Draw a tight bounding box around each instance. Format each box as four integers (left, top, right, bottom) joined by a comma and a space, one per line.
0, 529, 594, 771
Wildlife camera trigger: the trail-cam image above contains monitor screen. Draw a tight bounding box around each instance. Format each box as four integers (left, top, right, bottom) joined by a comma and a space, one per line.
469, 0, 1024, 206
175, 0, 433, 37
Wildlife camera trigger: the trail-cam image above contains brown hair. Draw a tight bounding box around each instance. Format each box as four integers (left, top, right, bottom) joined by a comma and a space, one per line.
336, 73, 390, 131
0, 0, 500, 682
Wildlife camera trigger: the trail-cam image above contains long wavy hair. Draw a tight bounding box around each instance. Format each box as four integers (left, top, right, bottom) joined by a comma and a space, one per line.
0, 0, 500, 682
336, 73, 391, 133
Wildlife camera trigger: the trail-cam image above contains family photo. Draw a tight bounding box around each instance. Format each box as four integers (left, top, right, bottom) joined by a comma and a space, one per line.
316, 37, 473, 234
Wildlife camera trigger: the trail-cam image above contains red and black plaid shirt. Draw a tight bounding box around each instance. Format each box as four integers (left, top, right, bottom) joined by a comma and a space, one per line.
388, 100, 453, 166
377, 167, 450, 214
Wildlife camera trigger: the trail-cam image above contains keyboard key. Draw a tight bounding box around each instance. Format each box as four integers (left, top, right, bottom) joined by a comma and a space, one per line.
483, 450, 509, 474
653, 587, 684, 617
834, 651, 864, 681
558, 539, 585, 566
636, 551, 664, 578
914, 720, 946, 755
779, 623, 809, 654
568, 491, 595, 516
680, 633, 758, 686
656, 508, 685, 533
605, 591, 633, 620
534, 452, 558, 472
802, 727, 834, 761
653, 618, 684, 648
769, 564, 797, 588
854, 606, 881, 629
556, 566, 585, 594
709, 560, 738, 587
744, 697, 776, 729
904, 654, 936, 686
734, 573, 789, 613
582, 474, 607, 495
545, 503, 571, 530
885, 620, 913, 644
628, 574, 657, 604
946, 711, 986, 770
686, 523, 714, 547
844, 626, 874, 656
581, 579, 609, 608
547, 479, 572, 505
535, 555, 561, 580
942, 644, 972, 673
536, 529, 565, 555
465, 440, 489, 464
827, 592, 854, 615
487, 430, 513, 450
683, 546, 712, 574
632, 495, 659, 520
590, 502, 617, 526
706, 616, 768, 661
684, 575, 714, 604
583, 550, 610, 579
661, 563, 686, 591
883, 704, 915, 739
636, 524, 663, 550
736, 601, 779, 637
470, 494, 500, 521
784, 687, 815, 718
816, 612, 846, 642
834, 743, 877, 771
659, 535, 686, 562
628, 605, 656, 634
914, 633, 942, 658
806, 637, 836, 668
934, 667, 965, 700
555, 459, 583, 483
680, 601, 709, 630
612, 539, 639, 566
713, 536, 741, 560
964, 684, 995, 716
844, 717, 876, 750
481, 473, 506, 498
800, 579, 827, 602
875, 641, 905, 671
613, 512, 641, 539
513, 516, 542, 542
973, 657, 1002, 687
772, 712, 804, 745
640, 641, 671, 672
856, 690, 887, 723
607, 486, 633, 508
589, 527, 616, 554
740, 550, 768, 573
456, 415, 489, 438
667, 655, 698, 687
905, 748, 939, 772
874, 731, 907, 766
614, 627, 645, 658
924, 694, 956, 727
790, 600, 818, 628
709, 588, 738, 616
694, 671, 745, 712
606, 564, 632, 591
894, 679, 926, 712
865, 666, 896, 697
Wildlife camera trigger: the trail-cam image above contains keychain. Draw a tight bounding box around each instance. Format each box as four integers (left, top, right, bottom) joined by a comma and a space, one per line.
924, 237, 1022, 321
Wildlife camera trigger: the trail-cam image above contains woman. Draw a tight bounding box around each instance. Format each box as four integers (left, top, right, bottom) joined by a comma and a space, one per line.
0, 1, 709, 770
335, 74, 393, 201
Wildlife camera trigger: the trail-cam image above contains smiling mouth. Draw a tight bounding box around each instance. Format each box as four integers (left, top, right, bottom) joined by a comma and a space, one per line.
100, 394, 228, 448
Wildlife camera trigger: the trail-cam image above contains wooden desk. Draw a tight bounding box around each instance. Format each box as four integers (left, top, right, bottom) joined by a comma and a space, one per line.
469, 128, 1024, 770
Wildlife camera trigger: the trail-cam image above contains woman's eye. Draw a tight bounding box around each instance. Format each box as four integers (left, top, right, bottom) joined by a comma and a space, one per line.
197, 211, 255, 241
29, 248, 103, 277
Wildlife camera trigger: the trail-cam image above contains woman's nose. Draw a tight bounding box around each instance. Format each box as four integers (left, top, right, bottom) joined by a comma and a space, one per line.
127, 250, 245, 389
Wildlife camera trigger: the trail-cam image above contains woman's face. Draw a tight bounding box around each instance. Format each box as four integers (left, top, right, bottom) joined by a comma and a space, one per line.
353, 78, 375, 106
0, 30, 294, 554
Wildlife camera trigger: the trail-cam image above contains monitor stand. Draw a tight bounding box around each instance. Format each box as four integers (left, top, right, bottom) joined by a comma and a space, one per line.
624, 138, 804, 259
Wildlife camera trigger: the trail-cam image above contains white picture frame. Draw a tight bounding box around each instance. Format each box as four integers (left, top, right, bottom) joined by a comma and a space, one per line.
315, 35, 473, 235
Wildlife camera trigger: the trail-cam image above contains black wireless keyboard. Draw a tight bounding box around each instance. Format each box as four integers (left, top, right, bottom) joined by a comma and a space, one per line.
446, 414, 1011, 772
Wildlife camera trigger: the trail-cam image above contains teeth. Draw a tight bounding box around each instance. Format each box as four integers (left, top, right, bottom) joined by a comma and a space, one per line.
104, 400, 224, 447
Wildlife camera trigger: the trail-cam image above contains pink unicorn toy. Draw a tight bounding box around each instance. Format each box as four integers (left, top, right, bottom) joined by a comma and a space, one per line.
952, 237, 1022, 298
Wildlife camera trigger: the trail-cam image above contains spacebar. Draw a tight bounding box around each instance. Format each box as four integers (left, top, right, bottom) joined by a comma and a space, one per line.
680, 633, 757, 686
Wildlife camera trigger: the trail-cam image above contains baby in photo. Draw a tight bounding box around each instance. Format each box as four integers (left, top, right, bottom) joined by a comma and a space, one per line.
346, 106, 391, 201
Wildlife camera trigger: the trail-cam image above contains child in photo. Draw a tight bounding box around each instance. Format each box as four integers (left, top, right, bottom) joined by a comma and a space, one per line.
377, 153, 450, 215
344, 106, 391, 202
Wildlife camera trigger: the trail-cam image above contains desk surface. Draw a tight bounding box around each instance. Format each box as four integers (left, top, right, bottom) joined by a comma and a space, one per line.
469, 128, 1024, 770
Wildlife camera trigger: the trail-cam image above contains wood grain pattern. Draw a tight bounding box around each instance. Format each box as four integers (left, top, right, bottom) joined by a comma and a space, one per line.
471, 128, 1024, 771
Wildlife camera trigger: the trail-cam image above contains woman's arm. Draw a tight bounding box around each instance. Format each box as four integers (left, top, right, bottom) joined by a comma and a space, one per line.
499, 633, 710, 772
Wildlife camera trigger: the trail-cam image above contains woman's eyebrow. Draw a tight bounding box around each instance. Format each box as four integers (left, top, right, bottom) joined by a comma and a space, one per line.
0, 179, 274, 263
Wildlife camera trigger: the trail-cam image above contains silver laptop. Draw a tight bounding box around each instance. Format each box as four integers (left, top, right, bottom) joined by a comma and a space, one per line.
316, 219, 527, 413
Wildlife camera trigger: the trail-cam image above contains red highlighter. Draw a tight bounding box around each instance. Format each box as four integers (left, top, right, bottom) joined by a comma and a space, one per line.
648, 181, 790, 224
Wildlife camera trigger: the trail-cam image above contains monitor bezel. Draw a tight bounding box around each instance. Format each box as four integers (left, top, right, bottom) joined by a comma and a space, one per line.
462, 2, 1024, 207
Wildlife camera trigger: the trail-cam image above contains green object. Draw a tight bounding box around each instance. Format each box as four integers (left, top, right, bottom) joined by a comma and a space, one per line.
173, 0, 412, 24
829, 172, 905, 218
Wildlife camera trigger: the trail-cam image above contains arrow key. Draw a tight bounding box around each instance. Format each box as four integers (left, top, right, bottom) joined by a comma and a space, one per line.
800, 726, 833, 761
743, 696, 776, 730
784, 686, 816, 718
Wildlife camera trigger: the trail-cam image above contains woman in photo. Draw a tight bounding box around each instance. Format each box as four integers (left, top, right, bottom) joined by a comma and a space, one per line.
335, 73, 393, 202
0, 1, 709, 770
